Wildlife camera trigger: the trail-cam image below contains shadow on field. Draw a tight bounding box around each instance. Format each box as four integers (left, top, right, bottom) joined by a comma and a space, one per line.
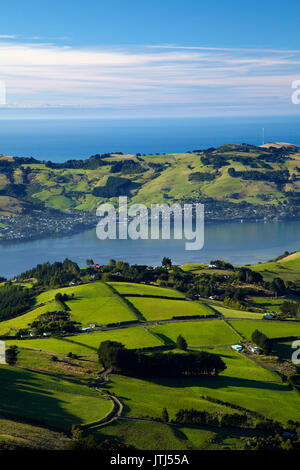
273, 341, 292, 360
0, 366, 82, 431
149, 375, 288, 392
54, 336, 97, 352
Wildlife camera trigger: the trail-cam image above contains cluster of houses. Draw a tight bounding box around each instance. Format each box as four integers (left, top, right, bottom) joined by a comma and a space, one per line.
231, 344, 262, 355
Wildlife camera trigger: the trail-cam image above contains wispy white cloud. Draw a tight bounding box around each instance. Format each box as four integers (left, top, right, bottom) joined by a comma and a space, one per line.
0, 41, 299, 116
0, 35, 18, 39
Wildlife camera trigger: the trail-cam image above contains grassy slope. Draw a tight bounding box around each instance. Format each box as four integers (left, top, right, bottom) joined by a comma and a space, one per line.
228, 319, 300, 340
0, 365, 112, 431
0, 302, 61, 336
3, 146, 300, 215
104, 347, 300, 423
126, 297, 213, 321
109, 282, 186, 298
209, 304, 262, 319
150, 320, 240, 346
97, 420, 261, 450
6, 326, 161, 355
250, 251, 300, 281
0, 415, 69, 449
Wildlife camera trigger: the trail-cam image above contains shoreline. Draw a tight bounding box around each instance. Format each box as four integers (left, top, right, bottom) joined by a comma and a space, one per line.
1, 215, 300, 245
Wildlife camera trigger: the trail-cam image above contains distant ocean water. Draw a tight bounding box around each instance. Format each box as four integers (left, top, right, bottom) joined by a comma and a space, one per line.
0, 115, 299, 161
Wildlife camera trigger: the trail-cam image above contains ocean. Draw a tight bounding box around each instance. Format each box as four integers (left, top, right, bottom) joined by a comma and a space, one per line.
0, 115, 299, 161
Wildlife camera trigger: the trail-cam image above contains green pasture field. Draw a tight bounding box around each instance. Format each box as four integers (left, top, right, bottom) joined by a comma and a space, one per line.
62, 282, 135, 326
150, 320, 240, 346
0, 302, 60, 336
247, 296, 285, 312
209, 304, 262, 319
0, 366, 112, 431
102, 374, 237, 421
15, 347, 99, 376
96, 419, 261, 450
228, 320, 300, 340
104, 347, 300, 423
250, 251, 300, 282
96, 420, 189, 451
0, 415, 69, 449
6, 326, 161, 355
126, 297, 213, 321
109, 282, 185, 298
34, 281, 135, 326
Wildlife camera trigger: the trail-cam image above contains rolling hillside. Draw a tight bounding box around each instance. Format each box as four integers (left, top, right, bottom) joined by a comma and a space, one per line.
1, 143, 300, 219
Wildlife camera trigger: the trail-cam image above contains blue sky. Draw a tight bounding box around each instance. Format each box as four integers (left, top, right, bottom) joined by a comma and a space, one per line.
0, 0, 300, 117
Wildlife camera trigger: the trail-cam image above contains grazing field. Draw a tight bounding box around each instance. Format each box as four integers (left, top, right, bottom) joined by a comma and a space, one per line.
209, 304, 262, 320
96, 419, 261, 450
109, 282, 186, 298
37, 282, 135, 326
150, 320, 240, 347
247, 296, 286, 313
0, 415, 70, 449
102, 374, 235, 420
0, 302, 60, 336
0, 366, 112, 431
228, 320, 300, 340
0, 281, 136, 335
126, 297, 213, 321
250, 251, 300, 282
6, 326, 161, 355
16, 347, 99, 376
104, 347, 300, 423
96, 420, 189, 451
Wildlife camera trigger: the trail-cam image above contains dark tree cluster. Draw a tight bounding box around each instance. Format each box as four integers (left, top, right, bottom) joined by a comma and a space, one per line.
19, 310, 78, 336
251, 329, 272, 355
228, 168, 289, 186
0, 284, 35, 321
18, 259, 80, 287
45, 153, 110, 170
236, 267, 263, 284
92, 176, 139, 198
175, 408, 249, 429
98, 341, 226, 378
5, 345, 19, 365
188, 172, 216, 182
110, 160, 144, 174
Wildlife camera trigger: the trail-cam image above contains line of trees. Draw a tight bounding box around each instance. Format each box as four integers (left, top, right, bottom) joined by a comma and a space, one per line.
98, 341, 226, 378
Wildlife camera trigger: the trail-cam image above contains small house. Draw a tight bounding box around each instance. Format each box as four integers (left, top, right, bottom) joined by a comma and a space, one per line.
249, 346, 262, 355
263, 312, 275, 319
231, 344, 243, 352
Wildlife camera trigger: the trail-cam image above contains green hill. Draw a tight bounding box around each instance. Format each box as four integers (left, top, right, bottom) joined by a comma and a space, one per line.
1, 143, 300, 219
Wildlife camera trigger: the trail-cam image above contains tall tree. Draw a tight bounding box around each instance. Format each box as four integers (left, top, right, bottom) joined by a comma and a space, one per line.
176, 334, 188, 351
162, 257, 172, 269
5, 346, 18, 365
162, 408, 169, 422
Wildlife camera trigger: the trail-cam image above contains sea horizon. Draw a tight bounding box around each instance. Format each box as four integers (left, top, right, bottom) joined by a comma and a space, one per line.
0, 115, 299, 161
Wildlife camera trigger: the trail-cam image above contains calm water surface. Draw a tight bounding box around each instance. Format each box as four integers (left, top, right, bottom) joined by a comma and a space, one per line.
1, 220, 300, 278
